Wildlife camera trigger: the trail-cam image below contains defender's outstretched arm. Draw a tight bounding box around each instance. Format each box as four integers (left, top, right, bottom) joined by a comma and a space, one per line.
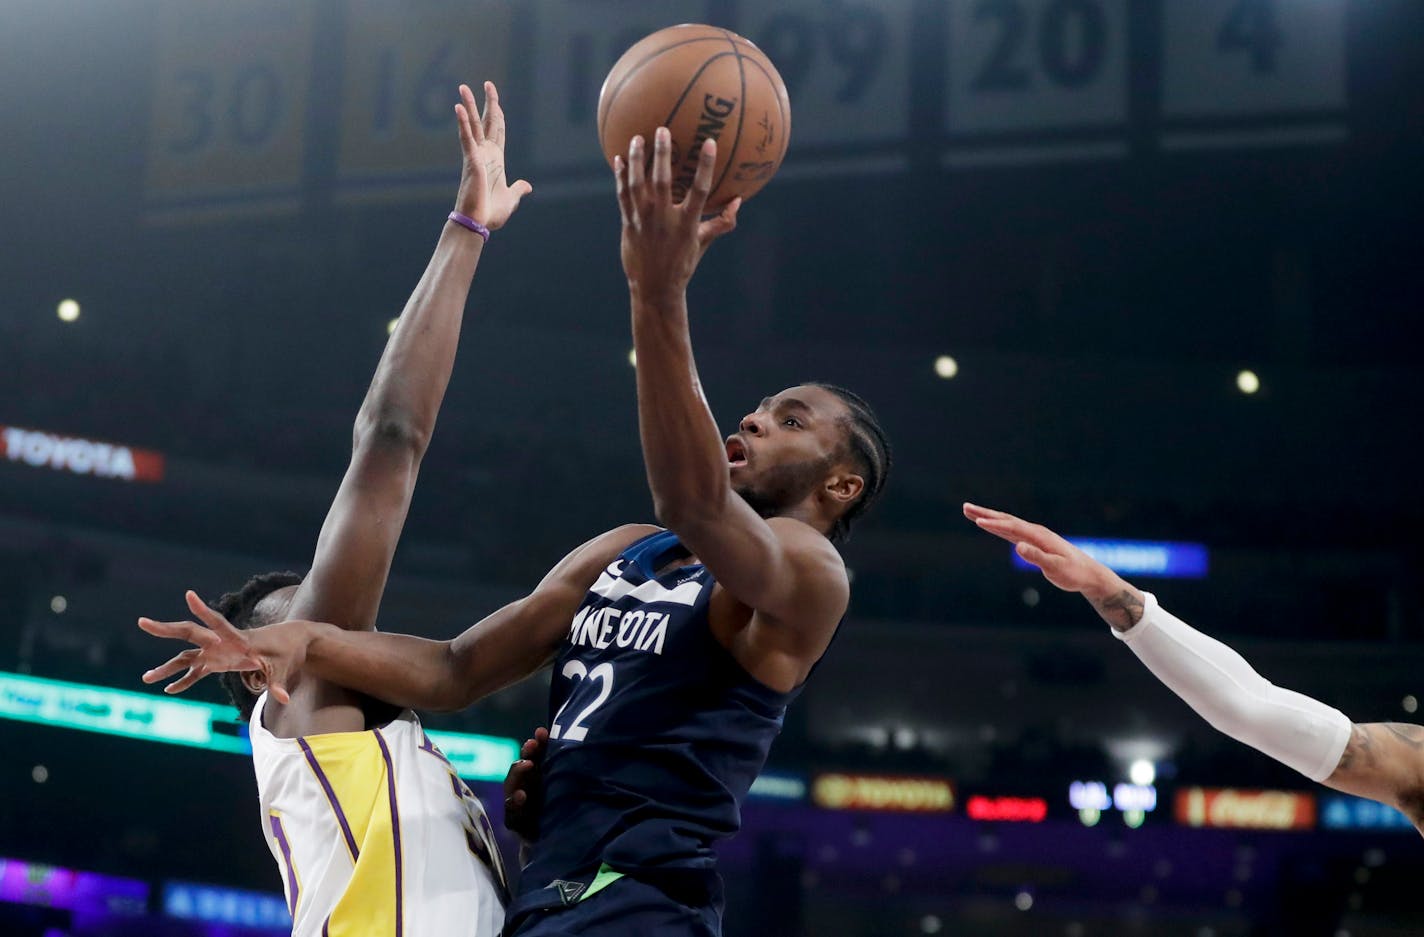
965, 502, 1424, 832
291, 82, 530, 634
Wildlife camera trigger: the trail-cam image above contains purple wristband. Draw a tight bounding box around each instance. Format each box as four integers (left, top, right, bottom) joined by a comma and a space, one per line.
448, 211, 491, 241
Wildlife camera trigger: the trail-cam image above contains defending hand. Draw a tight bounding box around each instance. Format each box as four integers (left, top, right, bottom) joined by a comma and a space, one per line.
454, 81, 532, 230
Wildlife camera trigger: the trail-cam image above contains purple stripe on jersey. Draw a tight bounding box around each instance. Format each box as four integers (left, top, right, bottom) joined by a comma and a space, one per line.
297, 737, 360, 861
374, 728, 404, 937
269, 814, 299, 916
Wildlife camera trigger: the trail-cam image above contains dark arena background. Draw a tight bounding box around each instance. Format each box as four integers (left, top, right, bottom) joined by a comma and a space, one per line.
3, 1, 1423, 935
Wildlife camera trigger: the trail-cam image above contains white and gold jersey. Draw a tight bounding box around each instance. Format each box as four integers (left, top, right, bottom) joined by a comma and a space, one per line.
249, 693, 507, 937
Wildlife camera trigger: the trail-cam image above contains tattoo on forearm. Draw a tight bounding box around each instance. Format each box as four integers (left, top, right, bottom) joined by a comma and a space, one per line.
1335, 723, 1424, 829
1092, 590, 1144, 631
1384, 723, 1424, 748
1343, 722, 1424, 772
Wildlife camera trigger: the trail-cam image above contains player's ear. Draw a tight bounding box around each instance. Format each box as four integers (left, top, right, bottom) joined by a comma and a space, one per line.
824, 470, 864, 508
241, 670, 268, 695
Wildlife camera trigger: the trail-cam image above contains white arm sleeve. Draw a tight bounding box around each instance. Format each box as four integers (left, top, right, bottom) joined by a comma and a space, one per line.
1115, 592, 1352, 782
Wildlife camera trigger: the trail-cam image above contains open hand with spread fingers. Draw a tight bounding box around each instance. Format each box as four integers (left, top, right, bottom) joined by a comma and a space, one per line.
615, 127, 741, 303
454, 81, 532, 230
962, 502, 1144, 631
138, 590, 310, 703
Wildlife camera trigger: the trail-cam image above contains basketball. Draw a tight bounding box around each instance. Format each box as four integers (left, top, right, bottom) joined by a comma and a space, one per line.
597, 24, 792, 211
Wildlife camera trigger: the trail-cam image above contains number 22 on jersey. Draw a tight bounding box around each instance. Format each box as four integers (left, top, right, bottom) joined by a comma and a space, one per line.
550, 661, 615, 742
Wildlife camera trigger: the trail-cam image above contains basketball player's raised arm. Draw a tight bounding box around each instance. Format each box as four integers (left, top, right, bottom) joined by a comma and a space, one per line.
614, 130, 846, 630
964, 503, 1424, 832
141, 525, 652, 711
287, 82, 530, 631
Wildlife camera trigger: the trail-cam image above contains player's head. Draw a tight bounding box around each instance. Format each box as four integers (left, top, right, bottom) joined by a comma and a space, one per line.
212, 571, 303, 720
727, 383, 891, 543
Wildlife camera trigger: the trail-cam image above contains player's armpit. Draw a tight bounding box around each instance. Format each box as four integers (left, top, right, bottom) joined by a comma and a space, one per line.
1325, 722, 1424, 826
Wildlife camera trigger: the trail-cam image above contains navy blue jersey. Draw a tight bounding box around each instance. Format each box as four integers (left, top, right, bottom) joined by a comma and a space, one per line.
517, 529, 806, 902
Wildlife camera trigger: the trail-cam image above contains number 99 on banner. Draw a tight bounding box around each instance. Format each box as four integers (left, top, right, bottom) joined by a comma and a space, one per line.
738, 0, 912, 148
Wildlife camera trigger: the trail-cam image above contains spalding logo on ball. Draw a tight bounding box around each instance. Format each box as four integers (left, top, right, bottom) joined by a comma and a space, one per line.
598, 24, 791, 211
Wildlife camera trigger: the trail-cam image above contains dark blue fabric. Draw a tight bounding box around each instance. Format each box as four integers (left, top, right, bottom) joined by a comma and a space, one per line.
515, 530, 799, 918
508, 873, 723, 937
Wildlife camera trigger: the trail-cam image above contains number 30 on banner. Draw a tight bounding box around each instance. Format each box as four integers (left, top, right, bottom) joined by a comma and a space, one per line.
145, 1, 314, 217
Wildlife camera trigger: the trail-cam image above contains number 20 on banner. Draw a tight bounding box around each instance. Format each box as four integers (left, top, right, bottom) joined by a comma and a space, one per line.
947, 0, 1129, 136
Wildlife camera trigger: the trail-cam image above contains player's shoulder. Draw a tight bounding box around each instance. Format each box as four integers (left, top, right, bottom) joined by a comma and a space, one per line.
549, 523, 662, 587
765, 516, 847, 573
593, 523, 664, 557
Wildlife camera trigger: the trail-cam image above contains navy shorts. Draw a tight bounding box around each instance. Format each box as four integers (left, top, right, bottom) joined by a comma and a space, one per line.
507, 874, 722, 937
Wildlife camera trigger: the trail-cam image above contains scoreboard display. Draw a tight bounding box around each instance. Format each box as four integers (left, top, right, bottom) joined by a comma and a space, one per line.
142, 0, 1353, 221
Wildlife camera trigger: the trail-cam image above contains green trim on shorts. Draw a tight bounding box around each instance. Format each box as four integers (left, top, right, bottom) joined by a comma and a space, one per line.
579, 863, 625, 903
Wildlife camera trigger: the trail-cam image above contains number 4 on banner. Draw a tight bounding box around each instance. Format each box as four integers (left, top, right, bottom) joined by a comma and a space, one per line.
1218, 0, 1283, 74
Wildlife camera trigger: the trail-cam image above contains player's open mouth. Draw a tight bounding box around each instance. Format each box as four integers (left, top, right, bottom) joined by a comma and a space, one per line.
726, 438, 749, 467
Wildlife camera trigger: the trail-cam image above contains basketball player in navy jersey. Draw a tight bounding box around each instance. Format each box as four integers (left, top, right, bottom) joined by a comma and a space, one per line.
138, 130, 891, 936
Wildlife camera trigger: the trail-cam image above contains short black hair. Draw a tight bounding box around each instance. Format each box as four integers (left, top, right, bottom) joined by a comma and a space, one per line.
809, 383, 892, 543
212, 571, 303, 720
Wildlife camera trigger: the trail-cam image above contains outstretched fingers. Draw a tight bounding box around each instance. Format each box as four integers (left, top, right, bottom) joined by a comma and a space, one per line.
963, 502, 1013, 522
651, 127, 673, 202
185, 590, 246, 643
137, 616, 220, 648
267, 678, 292, 706
697, 196, 740, 249
684, 137, 717, 218
163, 663, 212, 696
970, 513, 1033, 545
614, 155, 635, 224
142, 648, 200, 685
455, 104, 476, 159
460, 83, 485, 145
1015, 540, 1058, 571
972, 512, 1059, 552
482, 80, 505, 147
626, 135, 647, 208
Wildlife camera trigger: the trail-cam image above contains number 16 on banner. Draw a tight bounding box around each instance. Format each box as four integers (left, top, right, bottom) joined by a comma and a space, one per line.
335, 1, 514, 203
